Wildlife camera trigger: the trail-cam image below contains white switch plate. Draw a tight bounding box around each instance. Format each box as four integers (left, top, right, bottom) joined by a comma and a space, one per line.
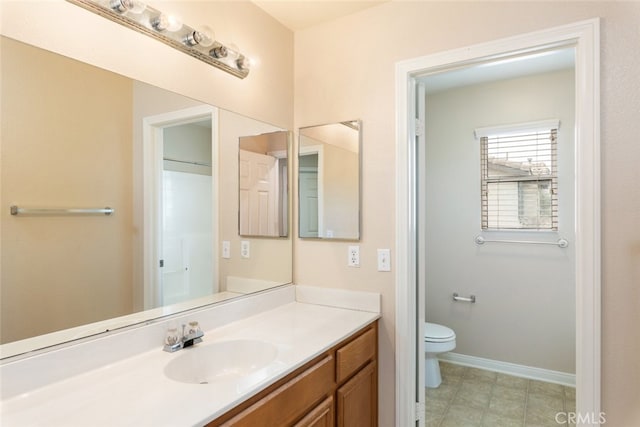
240, 240, 250, 259
222, 241, 231, 259
348, 245, 360, 267
377, 249, 391, 272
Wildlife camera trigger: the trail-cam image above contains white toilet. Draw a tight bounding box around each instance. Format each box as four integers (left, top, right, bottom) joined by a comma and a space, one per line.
424, 322, 456, 388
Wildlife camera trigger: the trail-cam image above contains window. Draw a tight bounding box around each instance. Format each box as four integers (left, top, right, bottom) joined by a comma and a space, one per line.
478, 121, 558, 230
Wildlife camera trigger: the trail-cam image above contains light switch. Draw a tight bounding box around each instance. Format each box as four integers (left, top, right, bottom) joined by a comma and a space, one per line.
222, 241, 231, 259
377, 249, 391, 272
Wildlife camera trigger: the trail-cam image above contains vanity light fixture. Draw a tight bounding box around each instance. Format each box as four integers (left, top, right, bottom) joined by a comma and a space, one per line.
66, 0, 250, 78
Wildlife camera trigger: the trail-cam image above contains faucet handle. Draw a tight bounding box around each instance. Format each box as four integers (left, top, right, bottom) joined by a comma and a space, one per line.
186, 321, 202, 337
181, 321, 204, 349
165, 327, 181, 346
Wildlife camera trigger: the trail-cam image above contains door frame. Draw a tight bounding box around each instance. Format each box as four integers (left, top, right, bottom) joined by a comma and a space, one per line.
395, 19, 600, 426
142, 105, 219, 310
298, 144, 325, 237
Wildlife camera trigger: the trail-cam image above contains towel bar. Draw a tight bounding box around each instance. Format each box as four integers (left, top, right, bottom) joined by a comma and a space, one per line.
475, 235, 568, 248
10, 205, 114, 216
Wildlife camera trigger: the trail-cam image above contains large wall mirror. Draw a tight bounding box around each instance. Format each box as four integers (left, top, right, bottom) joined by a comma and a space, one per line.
0, 36, 292, 359
298, 121, 361, 240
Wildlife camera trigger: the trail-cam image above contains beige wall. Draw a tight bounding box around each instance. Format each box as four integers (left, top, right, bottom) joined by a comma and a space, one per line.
322, 143, 359, 239
0, 37, 134, 342
295, 2, 640, 425
240, 131, 288, 155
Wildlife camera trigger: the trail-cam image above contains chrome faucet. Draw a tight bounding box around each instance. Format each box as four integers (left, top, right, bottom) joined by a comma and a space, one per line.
163, 321, 204, 352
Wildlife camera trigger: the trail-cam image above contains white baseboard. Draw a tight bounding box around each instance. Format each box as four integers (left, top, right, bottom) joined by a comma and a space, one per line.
438, 352, 576, 387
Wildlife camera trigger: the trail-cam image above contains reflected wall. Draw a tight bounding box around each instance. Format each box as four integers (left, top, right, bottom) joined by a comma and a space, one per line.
1, 37, 135, 343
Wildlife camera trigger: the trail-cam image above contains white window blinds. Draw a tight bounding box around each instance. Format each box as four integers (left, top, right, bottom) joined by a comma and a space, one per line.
480, 127, 558, 230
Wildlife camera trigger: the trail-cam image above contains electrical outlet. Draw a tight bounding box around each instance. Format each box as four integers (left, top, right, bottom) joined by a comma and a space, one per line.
348, 245, 360, 267
240, 240, 250, 259
222, 241, 231, 259
377, 249, 391, 272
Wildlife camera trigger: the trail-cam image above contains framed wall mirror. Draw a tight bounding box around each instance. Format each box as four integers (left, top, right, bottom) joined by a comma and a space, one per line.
0, 36, 292, 359
239, 131, 290, 237
298, 120, 361, 240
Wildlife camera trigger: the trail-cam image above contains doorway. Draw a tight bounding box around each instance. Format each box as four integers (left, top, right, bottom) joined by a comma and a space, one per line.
420, 47, 577, 425
299, 153, 320, 237
161, 119, 214, 306
142, 105, 219, 310
395, 20, 600, 426
298, 144, 325, 238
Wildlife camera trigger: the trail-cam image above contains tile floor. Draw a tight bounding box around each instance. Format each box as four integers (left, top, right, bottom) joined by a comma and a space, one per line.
426, 361, 576, 427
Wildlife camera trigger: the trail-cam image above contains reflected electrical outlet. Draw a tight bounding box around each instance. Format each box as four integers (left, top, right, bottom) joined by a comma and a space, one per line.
348, 245, 360, 267
241, 241, 250, 259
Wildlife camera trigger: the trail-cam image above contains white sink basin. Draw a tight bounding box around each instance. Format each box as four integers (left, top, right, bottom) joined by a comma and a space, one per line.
164, 339, 278, 385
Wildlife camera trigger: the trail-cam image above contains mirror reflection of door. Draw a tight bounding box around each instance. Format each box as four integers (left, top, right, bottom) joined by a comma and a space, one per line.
239, 150, 278, 236
238, 131, 289, 237
161, 119, 213, 306
299, 153, 320, 237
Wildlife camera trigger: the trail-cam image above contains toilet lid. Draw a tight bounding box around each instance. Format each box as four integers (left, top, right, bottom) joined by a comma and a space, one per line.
425, 322, 455, 342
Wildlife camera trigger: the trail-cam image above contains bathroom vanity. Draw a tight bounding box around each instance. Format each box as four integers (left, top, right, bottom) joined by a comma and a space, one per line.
209, 321, 377, 426
0, 285, 380, 426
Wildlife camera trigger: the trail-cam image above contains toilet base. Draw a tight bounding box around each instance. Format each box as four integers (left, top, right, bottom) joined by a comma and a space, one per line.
425, 353, 442, 388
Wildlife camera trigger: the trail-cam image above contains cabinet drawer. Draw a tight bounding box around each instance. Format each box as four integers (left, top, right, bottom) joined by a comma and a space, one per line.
220, 355, 335, 427
336, 327, 376, 383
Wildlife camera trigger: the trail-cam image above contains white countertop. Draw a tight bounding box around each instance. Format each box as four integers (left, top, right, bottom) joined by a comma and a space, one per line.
0, 301, 379, 427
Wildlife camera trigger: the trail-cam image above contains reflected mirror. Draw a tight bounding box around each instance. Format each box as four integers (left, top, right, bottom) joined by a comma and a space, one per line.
0, 36, 292, 359
239, 132, 289, 237
298, 121, 361, 240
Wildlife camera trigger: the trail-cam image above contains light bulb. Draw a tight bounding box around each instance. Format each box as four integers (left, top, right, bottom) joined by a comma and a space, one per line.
225, 43, 241, 61
110, 0, 145, 14
210, 43, 239, 60
128, 0, 145, 14
151, 14, 182, 32
184, 26, 214, 47
195, 26, 215, 47
209, 44, 228, 59
236, 55, 251, 72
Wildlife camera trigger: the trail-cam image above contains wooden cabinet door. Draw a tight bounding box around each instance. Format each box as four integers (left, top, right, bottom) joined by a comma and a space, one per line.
336, 362, 377, 427
294, 396, 334, 427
